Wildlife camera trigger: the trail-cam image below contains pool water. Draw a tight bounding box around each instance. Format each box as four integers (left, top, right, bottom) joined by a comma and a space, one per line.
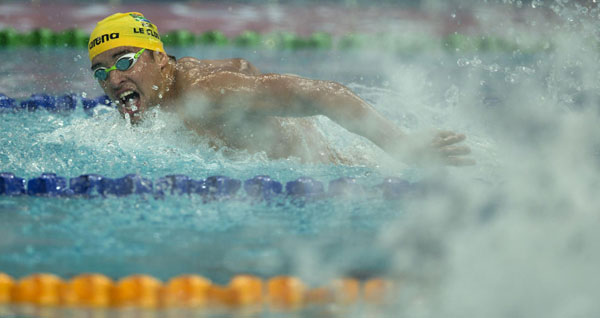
2, 2, 600, 316
0, 46, 431, 284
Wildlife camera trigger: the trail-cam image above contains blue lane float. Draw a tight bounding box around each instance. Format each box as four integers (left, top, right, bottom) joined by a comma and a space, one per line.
153, 175, 241, 197
27, 173, 70, 197
69, 174, 104, 196
20, 94, 57, 112
285, 177, 324, 196
101, 174, 154, 197
0, 93, 16, 110
204, 176, 241, 197
0, 172, 26, 196
155, 174, 191, 196
0, 93, 113, 114
244, 175, 282, 199
379, 177, 418, 200
328, 177, 365, 197
0, 172, 418, 200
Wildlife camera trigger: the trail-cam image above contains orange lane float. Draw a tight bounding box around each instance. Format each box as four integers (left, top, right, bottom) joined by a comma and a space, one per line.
162, 274, 211, 308
332, 278, 360, 304
267, 276, 306, 310
13, 273, 64, 306
60, 273, 114, 307
364, 278, 394, 304
304, 278, 360, 306
229, 275, 263, 307
0, 272, 394, 310
305, 286, 334, 306
207, 284, 234, 308
112, 274, 162, 309
0, 273, 14, 303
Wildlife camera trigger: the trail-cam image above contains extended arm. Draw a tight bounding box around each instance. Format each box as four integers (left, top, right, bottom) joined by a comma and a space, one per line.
192, 72, 473, 165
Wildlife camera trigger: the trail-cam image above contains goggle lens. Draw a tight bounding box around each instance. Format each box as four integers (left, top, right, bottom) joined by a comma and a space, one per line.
115, 57, 134, 71
92, 48, 145, 81
94, 69, 108, 81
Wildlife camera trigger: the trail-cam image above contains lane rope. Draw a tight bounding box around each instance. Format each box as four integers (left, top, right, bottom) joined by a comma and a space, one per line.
1, 172, 415, 200
0, 272, 394, 309
0, 28, 549, 52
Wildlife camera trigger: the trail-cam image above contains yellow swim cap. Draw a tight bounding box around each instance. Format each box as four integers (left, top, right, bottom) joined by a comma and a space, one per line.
88, 12, 165, 62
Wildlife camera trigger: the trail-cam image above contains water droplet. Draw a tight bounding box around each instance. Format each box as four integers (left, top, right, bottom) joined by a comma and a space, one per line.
444, 85, 460, 107
152, 85, 159, 90
81, 92, 87, 98
486, 64, 500, 72
158, 93, 163, 99
519, 66, 535, 75
505, 73, 517, 83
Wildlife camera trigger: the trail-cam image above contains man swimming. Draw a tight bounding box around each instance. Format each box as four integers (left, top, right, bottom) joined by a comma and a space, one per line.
89, 12, 474, 165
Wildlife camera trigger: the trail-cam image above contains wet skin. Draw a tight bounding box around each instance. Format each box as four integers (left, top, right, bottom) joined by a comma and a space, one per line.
91, 46, 474, 165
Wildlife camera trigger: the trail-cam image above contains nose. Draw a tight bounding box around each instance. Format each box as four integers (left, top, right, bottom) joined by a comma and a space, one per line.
107, 69, 126, 89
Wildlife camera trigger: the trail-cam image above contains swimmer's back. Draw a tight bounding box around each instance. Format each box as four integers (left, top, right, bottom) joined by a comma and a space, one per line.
175, 57, 261, 77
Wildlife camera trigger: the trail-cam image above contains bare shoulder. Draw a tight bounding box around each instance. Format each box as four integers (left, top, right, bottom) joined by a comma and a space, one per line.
176, 56, 260, 76
174, 57, 264, 95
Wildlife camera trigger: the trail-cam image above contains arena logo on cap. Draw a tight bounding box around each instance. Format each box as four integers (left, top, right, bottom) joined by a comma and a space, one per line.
88, 32, 120, 50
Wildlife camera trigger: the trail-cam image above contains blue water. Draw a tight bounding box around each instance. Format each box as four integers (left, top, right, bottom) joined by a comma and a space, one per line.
2, 7, 600, 314
0, 46, 431, 285
0, 109, 407, 284
0, 46, 554, 287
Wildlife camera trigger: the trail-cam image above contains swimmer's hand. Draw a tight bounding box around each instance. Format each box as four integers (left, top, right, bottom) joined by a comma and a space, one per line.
394, 131, 475, 166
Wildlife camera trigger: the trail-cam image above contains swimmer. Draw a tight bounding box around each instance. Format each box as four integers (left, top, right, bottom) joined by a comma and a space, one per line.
89, 12, 474, 166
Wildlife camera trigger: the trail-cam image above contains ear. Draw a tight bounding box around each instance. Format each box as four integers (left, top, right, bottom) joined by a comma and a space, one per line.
152, 50, 169, 68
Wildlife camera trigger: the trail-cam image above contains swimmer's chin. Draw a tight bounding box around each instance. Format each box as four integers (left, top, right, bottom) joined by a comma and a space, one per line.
118, 104, 153, 125
119, 110, 144, 125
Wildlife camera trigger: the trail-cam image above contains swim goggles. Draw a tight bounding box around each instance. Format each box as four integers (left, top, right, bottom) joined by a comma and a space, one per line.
93, 48, 145, 81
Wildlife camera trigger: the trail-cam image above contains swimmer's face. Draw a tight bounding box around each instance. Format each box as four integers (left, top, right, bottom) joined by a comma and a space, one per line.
91, 46, 167, 124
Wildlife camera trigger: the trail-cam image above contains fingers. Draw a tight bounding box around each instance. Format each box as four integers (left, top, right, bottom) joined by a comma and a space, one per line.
432, 132, 466, 147
444, 156, 476, 166
406, 130, 475, 167
435, 134, 474, 166
436, 131, 455, 138
440, 145, 471, 156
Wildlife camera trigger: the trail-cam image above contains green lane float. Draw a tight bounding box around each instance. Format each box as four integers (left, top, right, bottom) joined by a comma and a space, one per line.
162, 29, 196, 46
198, 30, 229, 46
0, 27, 551, 53
234, 30, 261, 47
0, 28, 22, 46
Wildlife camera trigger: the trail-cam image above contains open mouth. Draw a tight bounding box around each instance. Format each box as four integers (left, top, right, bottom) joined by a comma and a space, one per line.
118, 90, 141, 115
